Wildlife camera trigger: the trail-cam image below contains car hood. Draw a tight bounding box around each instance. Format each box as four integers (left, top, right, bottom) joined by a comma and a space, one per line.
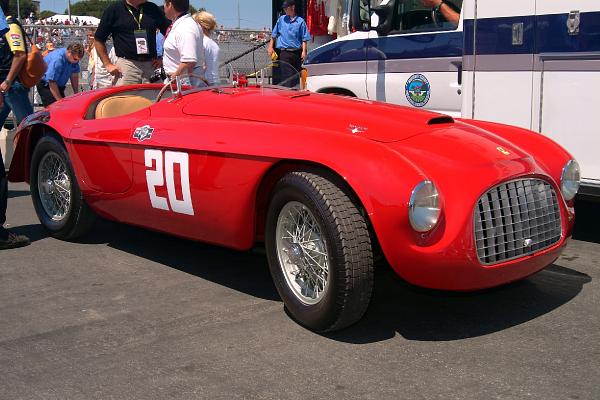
389, 121, 546, 184
182, 88, 451, 142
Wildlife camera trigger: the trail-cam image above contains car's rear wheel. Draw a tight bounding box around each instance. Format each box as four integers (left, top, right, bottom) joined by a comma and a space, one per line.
266, 171, 374, 332
30, 135, 96, 240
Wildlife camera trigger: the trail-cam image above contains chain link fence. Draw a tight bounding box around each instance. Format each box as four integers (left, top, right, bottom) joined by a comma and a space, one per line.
23, 25, 273, 89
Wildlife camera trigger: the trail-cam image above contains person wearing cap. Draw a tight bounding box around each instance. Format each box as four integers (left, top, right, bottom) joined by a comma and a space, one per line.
267, 0, 311, 88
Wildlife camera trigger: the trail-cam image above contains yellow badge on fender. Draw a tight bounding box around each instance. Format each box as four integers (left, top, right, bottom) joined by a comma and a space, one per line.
496, 147, 511, 156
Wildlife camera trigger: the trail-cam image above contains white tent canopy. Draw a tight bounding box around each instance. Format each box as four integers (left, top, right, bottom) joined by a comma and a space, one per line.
41, 15, 101, 25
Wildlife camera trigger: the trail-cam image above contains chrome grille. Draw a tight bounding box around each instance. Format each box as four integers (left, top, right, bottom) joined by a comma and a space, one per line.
474, 179, 562, 265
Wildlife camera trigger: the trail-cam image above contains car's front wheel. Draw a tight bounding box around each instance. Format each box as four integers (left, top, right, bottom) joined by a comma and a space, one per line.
266, 171, 374, 332
30, 134, 95, 240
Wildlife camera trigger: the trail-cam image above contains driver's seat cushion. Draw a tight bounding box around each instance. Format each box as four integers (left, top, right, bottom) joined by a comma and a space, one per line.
95, 95, 152, 119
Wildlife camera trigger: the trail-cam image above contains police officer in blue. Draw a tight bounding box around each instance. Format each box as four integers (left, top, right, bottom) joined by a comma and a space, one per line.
268, 0, 311, 88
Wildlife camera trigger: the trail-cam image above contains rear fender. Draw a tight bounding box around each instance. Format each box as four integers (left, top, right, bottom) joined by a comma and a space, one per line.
8, 112, 64, 183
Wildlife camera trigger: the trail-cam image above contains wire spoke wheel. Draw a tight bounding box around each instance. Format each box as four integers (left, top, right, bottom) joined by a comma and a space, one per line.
37, 152, 71, 221
276, 201, 330, 305
266, 171, 374, 332
30, 135, 96, 240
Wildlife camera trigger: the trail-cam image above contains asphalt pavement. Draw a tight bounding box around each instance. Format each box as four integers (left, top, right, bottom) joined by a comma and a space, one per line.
1, 182, 599, 400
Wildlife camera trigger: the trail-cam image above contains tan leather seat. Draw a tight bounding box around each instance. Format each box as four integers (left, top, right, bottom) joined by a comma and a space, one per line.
95, 95, 152, 119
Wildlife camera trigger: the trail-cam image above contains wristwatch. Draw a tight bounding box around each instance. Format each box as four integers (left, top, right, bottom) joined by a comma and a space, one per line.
434, 0, 445, 13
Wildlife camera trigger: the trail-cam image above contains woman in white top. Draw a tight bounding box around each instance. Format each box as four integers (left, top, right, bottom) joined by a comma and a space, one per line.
193, 11, 220, 86
162, 0, 205, 85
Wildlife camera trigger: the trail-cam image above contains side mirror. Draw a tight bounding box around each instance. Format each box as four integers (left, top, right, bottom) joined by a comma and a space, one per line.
371, 0, 396, 36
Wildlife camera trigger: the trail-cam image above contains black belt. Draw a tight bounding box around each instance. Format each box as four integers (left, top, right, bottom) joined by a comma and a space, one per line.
122, 55, 154, 62
279, 48, 301, 52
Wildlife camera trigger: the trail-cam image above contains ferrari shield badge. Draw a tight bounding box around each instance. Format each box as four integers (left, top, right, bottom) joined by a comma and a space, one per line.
133, 125, 154, 142
405, 74, 431, 107
496, 146, 511, 156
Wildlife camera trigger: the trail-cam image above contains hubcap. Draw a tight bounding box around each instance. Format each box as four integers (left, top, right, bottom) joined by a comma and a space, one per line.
37, 152, 71, 221
276, 201, 330, 305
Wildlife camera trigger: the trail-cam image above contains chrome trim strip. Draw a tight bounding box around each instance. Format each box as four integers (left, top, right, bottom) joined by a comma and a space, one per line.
304, 61, 366, 76
366, 57, 463, 74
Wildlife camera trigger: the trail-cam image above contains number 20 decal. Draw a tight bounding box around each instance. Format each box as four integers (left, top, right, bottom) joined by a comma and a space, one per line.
145, 149, 195, 216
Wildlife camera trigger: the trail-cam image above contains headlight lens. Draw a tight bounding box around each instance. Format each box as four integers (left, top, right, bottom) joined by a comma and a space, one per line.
409, 180, 441, 232
561, 159, 580, 201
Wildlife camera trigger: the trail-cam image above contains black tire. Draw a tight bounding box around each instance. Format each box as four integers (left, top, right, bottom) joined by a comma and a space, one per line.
30, 134, 96, 240
265, 171, 374, 332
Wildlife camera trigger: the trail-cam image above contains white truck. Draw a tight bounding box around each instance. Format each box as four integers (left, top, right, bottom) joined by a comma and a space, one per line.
304, 0, 600, 199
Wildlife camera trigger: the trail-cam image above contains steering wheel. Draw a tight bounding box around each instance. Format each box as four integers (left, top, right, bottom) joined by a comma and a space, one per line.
431, 8, 440, 27
155, 73, 209, 102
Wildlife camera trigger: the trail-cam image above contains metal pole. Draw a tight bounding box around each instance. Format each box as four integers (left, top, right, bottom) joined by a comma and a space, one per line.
68, 0, 72, 21
17, 0, 20, 19
237, 0, 240, 29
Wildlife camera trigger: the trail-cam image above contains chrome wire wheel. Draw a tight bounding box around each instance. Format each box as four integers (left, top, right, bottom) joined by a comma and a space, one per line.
37, 152, 71, 221
276, 201, 330, 305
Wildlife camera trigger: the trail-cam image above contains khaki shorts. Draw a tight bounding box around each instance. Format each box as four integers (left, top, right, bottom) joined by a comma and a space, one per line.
115, 57, 155, 86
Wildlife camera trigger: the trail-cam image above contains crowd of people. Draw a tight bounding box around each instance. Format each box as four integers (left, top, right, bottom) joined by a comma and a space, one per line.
0, 0, 351, 249
0, 0, 223, 249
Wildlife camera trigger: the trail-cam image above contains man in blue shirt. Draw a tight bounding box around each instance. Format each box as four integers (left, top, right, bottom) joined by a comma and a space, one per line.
268, 0, 311, 87
36, 43, 84, 107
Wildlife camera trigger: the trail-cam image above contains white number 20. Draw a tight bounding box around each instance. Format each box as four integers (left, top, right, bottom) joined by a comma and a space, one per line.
145, 149, 194, 216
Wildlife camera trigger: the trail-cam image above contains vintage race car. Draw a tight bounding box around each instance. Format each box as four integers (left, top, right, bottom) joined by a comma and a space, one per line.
9, 79, 580, 332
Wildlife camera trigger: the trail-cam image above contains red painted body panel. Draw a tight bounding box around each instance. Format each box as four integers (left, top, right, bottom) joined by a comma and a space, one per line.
8, 85, 577, 290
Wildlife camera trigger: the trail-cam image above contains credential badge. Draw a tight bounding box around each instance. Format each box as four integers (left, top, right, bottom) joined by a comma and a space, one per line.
133, 125, 154, 142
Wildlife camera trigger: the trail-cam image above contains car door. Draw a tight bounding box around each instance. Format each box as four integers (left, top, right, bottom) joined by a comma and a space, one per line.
69, 108, 150, 194
366, 0, 464, 116
124, 95, 274, 249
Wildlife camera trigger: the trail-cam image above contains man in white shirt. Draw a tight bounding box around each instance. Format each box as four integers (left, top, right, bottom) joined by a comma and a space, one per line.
162, 0, 205, 85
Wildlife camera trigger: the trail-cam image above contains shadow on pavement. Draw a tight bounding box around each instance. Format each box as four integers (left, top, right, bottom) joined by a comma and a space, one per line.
80, 219, 280, 302
573, 199, 600, 244
327, 263, 590, 344
7, 190, 31, 199
10, 223, 49, 243
74, 218, 592, 344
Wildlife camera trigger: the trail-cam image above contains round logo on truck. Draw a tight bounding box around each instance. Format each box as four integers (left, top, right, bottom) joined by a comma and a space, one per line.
405, 74, 431, 107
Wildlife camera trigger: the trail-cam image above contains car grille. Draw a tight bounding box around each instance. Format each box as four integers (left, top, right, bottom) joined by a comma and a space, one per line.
474, 179, 562, 265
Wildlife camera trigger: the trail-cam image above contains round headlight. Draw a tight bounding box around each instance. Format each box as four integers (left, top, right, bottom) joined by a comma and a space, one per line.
409, 180, 441, 232
561, 159, 580, 201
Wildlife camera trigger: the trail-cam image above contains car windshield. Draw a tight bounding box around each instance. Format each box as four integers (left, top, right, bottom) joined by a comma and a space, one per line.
158, 61, 303, 101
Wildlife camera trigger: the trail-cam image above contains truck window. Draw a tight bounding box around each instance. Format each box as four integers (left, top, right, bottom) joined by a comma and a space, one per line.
372, 0, 462, 33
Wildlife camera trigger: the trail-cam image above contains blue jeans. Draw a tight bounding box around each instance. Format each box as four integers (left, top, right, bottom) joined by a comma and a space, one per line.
0, 81, 33, 238
0, 80, 33, 127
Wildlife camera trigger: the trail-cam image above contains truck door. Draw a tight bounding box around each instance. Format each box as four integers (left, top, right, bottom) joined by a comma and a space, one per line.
366, 0, 464, 116
467, 1, 536, 128
533, 2, 600, 190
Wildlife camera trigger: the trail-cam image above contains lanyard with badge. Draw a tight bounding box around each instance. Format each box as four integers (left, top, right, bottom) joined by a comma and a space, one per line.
127, 3, 149, 55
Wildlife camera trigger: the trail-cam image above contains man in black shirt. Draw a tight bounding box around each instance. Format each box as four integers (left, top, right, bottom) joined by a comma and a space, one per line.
94, 0, 169, 85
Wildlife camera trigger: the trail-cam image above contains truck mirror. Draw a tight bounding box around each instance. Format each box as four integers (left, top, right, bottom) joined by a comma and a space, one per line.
371, 0, 396, 36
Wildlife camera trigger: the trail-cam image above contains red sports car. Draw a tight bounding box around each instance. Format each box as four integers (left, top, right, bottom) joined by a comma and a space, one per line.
9, 80, 580, 332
